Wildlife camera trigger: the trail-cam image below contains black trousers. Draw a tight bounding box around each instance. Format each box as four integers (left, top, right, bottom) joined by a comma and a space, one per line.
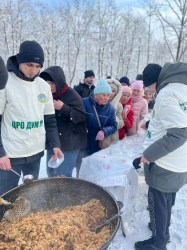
148, 187, 176, 241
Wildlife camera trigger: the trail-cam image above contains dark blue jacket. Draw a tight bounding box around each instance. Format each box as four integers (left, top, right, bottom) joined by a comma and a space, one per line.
83, 93, 117, 155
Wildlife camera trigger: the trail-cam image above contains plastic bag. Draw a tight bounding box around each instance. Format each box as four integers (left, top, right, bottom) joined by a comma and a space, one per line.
109, 135, 144, 160
139, 110, 152, 125
123, 105, 131, 114
137, 111, 152, 138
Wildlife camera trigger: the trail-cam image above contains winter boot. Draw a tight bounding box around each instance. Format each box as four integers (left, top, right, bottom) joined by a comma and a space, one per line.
148, 222, 170, 244
134, 237, 167, 250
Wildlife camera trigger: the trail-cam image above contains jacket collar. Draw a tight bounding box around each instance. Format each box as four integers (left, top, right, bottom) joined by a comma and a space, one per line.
80, 80, 94, 89
120, 98, 132, 108
89, 92, 111, 109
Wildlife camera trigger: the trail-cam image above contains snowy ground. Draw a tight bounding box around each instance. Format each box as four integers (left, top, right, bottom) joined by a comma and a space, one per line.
108, 170, 187, 250
35, 152, 187, 250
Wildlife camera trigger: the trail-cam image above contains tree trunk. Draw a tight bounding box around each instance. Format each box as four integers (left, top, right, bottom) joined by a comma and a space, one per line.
69, 48, 80, 87
147, 14, 151, 65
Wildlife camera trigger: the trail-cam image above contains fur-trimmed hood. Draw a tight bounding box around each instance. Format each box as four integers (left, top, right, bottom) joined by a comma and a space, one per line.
107, 78, 122, 110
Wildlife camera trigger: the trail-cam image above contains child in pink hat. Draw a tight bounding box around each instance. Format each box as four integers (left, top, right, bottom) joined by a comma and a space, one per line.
128, 80, 148, 136
118, 86, 134, 140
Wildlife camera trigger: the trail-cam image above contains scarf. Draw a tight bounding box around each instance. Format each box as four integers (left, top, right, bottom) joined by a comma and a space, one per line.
94, 97, 101, 105
85, 80, 93, 89
131, 95, 143, 103
52, 83, 69, 98
147, 98, 153, 104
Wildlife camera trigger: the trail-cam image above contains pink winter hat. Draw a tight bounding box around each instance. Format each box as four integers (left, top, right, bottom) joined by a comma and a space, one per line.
131, 80, 143, 91
122, 86, 132, 95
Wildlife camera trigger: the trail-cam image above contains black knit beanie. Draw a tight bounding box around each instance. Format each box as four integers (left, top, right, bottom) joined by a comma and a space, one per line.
119, 76, 130, 86
84, 70, 95, 78
0, 56, 8, 90
16, 40, 44, 68
143, 64, 162, 87
136, 74, 143, 81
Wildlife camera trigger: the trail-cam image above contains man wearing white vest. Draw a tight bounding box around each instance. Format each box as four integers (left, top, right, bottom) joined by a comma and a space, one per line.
134, 63, 187, 250
0, 40, 62, 196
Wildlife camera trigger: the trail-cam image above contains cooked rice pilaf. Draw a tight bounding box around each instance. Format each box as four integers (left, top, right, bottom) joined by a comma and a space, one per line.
0, 199, 112, 250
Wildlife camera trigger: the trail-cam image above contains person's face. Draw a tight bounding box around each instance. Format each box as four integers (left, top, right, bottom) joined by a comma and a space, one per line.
19, 62, 41, 78
144, 92, 153, 100
47, 80, 56, 93
132, 89, 141, 96
95, 93, 110, 105
121, 92, 131, 104
121, 82, 128, 87
85, 76, 95, 85
110, 88, 116, 100
148, 82, 157, 94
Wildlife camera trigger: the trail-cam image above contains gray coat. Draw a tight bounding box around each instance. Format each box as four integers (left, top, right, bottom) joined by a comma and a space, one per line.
144, 62, 187, 192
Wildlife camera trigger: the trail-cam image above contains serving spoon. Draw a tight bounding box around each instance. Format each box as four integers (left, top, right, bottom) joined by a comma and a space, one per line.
95, 201, 125, 235
10, 169, 34, 184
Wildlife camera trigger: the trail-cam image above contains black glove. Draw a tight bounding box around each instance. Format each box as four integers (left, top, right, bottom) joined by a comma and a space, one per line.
133, 157, 141, 169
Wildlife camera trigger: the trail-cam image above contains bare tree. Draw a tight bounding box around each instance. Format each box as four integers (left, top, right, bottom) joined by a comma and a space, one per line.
59, 0, 94, 86
156, 0, 187, 62
0, 0, 36, 57
1, 0, 183, 84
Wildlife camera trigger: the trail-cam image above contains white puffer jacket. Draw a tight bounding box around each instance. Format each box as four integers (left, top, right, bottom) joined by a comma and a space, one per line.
143, 82, 187, 172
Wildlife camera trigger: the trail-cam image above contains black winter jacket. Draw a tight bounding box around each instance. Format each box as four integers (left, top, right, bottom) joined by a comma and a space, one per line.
74, 81, 95, 98
147, 97, 155, 110
40, 67, 87, 151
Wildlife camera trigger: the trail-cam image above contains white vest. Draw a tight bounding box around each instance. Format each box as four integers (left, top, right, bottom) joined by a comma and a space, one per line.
0, 72, 54, 158
143, 83, 187, 173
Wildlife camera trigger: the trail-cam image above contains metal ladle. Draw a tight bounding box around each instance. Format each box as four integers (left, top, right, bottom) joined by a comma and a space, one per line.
10, 169, 34, 184
95, 211, 123, 233
95, 201, 126, 236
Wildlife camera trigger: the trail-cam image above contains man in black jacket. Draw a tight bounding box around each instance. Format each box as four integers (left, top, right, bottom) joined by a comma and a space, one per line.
0, 40, 62, 196
74, 70, 95, 98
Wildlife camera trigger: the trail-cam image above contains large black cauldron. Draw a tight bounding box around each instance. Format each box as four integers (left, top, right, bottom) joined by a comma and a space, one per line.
0, 177, 120, 249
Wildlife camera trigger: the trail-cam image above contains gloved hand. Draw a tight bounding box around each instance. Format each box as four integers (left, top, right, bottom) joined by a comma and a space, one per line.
96, 130, 105, 141
133, 157, 141, 169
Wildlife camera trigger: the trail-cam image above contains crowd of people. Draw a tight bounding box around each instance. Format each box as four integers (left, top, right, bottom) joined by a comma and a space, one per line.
0, 40, 187, 250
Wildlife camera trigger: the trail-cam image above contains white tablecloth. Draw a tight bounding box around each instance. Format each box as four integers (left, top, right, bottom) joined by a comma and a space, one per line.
79, 136, 144, 215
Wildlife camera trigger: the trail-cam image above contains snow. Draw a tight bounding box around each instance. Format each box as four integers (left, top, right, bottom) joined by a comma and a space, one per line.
108, 170, 187, 250
37, 152, 187, 250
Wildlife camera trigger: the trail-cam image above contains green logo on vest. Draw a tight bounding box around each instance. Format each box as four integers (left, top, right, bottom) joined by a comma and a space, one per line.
179, 102, 187, 111
38, 93, 47, 103
147, 131, 152, 139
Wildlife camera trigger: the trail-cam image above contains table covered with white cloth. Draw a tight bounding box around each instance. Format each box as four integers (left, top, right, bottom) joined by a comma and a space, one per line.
79, 136, 145, 215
